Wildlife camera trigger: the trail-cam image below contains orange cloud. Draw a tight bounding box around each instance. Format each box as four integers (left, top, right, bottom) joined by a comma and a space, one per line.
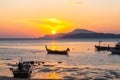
39, 18, 73, 33
40, 18, 71, 27
4, 18, 73, 35
67, 1, 85, 5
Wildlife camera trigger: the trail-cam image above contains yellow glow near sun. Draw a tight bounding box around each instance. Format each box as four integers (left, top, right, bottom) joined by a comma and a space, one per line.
42, 18, 62, 24
52, 30, 56, 34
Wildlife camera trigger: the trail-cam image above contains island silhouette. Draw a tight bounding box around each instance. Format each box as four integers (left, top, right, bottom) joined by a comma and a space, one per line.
40, 29, 120, 39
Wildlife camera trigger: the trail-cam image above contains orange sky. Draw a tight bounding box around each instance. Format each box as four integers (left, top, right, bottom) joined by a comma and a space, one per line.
0, 0, 120, 38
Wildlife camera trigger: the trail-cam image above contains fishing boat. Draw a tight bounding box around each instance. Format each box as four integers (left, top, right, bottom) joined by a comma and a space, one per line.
45, 45, 70, 55
114, 42, 120, 50
95, 45, 113, 51
110, 48, 120, 54
95, 41, 120, 51
10, 62, 33, 78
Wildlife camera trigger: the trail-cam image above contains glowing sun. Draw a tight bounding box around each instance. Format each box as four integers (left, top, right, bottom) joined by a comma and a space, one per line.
51, 30, 56, 34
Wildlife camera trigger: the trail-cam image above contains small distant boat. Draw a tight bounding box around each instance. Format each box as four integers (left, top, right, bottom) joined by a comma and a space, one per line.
95, 45, 113, 51
110, 48, 120, 54
45, 45, 70, 55
10, 62, 33, 78
95, 41, 120, 51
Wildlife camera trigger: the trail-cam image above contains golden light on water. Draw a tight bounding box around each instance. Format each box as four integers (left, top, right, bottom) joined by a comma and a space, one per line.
49, 72, 59, 79
51, 41, 57, 50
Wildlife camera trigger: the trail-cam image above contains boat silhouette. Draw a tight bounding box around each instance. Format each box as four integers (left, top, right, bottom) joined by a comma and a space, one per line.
45, 45, 70, 55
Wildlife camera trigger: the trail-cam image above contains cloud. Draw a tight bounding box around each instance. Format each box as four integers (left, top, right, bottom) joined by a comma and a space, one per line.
41, 18, 70, 26
4, 18, 73, 31
67, 1, 85, 5
39, 18, 72, 30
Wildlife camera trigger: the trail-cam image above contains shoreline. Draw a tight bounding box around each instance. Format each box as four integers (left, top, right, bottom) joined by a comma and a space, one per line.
0, 60, 120, 80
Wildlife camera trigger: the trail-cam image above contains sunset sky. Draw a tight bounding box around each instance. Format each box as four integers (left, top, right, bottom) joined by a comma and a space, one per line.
0, 0, 120, 38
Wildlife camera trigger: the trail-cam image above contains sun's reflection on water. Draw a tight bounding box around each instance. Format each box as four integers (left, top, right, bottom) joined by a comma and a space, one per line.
49, 72, 59, 79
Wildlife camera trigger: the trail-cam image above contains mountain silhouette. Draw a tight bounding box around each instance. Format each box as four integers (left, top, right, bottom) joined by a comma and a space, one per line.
40, 29, 95, 39
40, 29, 120, 39
69, 29, 96, 34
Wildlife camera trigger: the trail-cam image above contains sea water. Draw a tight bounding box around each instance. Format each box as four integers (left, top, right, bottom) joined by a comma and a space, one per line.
0, 38, 120, 79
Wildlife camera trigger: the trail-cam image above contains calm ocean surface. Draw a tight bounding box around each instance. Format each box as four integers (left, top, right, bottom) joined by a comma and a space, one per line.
0, 38, 120, 66
0, 38, 120, 79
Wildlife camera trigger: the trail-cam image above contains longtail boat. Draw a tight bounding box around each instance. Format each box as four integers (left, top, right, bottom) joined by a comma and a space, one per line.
10, 62, 32, 78
95, 41, 120, 51
45, 45, 69, 55
110, 48, 120, 54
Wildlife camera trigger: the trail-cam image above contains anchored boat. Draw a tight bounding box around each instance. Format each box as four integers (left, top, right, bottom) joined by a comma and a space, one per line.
10, 62, 33, 78
45, 45, 70, 55
110, 48, 120, 54
95, 41, 120, 51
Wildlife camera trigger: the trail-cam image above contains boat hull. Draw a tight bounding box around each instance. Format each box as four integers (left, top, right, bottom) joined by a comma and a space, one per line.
47, 49, 68, 55
95, 45, 113, 51
13, 71, 32, 78
45, 45, 69, 55
110, 49, 120, 54
11, 64, 32, 78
